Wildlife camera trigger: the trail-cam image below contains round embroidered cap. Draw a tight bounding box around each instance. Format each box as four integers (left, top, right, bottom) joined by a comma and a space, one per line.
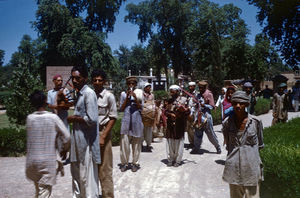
126, 76, 138, 83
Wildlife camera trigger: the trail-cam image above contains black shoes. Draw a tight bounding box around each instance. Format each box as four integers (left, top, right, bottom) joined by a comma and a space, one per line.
120, 165, 127, 172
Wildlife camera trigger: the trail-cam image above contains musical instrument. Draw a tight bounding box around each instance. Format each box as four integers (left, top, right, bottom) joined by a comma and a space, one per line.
179, 87, 207, 129
141, 92, 156, 126
56, 76, 75, 110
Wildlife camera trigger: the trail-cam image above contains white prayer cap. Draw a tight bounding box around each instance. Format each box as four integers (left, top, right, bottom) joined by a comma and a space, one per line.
143, 82, 152, 89
222, 87, 227, 93
188, 82, 196, 86
169, 85, 180, 91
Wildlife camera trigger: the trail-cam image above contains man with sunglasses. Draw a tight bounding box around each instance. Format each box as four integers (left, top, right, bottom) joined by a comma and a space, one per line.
119, 76, 144, 172
222, 91, 264, 198
67, 66, 101, 198
92, 69, 117, 198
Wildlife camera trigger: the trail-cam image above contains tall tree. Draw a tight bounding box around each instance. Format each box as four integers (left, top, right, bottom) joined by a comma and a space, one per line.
4, 36, 43, 126
65, 0, 126, 33
186, 1, 249, 93
113, 44, 150, 76
125, 0, 193, 77
33, 0, 121, 80
247, 0, 299, 66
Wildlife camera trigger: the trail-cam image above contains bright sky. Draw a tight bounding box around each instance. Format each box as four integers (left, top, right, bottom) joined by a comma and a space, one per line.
0, 0, 262, 65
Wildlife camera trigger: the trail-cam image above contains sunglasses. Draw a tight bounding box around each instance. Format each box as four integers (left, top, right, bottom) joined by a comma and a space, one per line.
93, 79, 104, 82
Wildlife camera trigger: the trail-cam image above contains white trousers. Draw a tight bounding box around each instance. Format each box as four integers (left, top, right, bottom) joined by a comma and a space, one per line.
166, 138, 184, 164
143, 126, 153, 146
71, 146, 99, 198
120, 134, 141, 165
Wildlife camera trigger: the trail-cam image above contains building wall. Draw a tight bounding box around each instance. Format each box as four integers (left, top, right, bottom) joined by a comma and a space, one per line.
46, 66, 73, 91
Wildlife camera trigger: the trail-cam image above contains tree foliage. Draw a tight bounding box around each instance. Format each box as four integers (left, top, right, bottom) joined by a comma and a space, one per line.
247, 0, 299, 66
113, 44, 150, 76
4, 36, 43, 126
33, 0, 121, 80
125, 0, 193, 77
65, 0, 126, 33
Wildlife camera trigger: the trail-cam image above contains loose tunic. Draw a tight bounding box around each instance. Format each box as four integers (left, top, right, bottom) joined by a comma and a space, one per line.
47, 89, 69, 127
165, 96, 189, 139
97, 89, 118, 127
26, 111, 70, 185
120, 90, 144, 138
142, 92, 155, 127
272, 93, 289, 121
222, 114, 264, 186
70, 85, 101, 164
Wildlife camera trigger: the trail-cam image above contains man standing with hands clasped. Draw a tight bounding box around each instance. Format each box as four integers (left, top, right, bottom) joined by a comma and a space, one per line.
67, 66, 101, 198
92, 69, 117, 198
222, 91, 264, 198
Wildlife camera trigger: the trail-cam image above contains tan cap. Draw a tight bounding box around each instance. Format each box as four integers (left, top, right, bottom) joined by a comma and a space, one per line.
198, 81, 208, 86
126, 76, 137, 83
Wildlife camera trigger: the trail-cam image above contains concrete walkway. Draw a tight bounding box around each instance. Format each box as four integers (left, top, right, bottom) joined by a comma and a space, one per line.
1, 111, 300, 198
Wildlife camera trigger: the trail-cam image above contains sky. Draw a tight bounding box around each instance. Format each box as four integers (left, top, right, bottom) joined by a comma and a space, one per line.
0, 0, 262, 65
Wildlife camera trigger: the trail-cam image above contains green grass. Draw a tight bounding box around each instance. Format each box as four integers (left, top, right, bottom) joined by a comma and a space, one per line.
261, 118, 300, 198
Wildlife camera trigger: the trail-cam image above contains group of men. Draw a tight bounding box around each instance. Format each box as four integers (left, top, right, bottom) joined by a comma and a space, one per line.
25, 66, 265, 198
26, 66, 116, 198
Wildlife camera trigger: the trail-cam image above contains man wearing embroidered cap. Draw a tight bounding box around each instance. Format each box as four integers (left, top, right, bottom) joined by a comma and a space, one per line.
243, 82, 256, 114
164, 85, 189, 167
272, 83, 289, 125
222, 91, 264, 198
119, 76, 144, 172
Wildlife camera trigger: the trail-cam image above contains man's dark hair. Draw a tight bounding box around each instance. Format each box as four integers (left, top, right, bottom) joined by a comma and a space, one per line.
91, 69, 107, 80
71, 65, 88, 78
29, 90, 46, 109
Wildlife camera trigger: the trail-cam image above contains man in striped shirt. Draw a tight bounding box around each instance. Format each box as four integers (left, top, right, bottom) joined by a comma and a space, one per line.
26, 90, 70, 198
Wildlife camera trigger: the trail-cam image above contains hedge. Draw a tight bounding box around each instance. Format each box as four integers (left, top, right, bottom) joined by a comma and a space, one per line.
254, 98, 271, 116
0, 128, 26, 156
260, 118, 300, 198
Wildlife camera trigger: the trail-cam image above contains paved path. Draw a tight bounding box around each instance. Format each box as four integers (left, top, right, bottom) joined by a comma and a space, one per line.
1, 111, 300, 198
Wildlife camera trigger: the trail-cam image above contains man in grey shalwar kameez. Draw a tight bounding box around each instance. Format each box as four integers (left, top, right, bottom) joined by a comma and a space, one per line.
119, 76, 144, 172
67, 66, 101, 198
222, 91, 264, 198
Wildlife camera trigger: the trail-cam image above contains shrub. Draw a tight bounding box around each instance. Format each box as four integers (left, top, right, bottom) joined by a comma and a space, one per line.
211, 107, 222, 125
254, 98, 271, 116
0, 128, 26, 157
153, 90, 169, 100
0, 90, 11, 106
111, 118, 122, 146
260, 118, 300, 198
